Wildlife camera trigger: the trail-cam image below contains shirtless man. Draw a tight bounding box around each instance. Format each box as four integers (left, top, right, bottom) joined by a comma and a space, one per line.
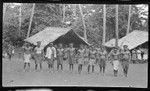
84, 45, 90, 66
33, 41, 44, 70
77, 44, 85, 74
68, 43, 76, 71
88, 46, 96, 73
23, 43, 32, 71
45, 43, 55, 72
57, 43, 64, 70
108, 47, 120, 77
99, 46, 107, 74
120, 45, 131, 77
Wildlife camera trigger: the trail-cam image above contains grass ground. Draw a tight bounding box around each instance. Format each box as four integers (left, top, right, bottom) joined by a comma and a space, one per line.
2, 54, 148, 88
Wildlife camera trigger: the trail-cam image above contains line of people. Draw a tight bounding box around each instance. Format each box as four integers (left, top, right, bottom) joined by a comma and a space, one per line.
23, 41, 135, 77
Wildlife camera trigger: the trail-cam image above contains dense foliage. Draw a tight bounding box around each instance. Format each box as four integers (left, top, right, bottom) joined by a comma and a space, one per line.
3, 3, 148, 50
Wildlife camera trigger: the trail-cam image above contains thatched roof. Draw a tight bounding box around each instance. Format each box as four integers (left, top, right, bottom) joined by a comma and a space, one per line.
104, 30, 148, 50
24, 27, 90, 48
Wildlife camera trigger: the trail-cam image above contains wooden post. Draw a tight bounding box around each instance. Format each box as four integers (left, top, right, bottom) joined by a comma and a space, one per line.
115, 5, 119, 47
79, 4, 87, 41
27, 3, 35, 38
127, 5, 131, 35
102, 4, 106, 45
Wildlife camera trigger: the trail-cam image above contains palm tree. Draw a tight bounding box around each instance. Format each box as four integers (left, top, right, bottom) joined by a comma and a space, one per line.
115, 5, 119, 47
27, 3, 35, 38
102, 4, 106, 45
79, 4, 87, 41
19, 4, 22, 37
62, 4, 65, 22
127, 5, 131, 35
3, 3, 7, 23
62, 4, 66, 27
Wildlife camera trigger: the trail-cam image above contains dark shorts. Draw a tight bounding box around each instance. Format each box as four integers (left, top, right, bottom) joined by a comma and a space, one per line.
121, 59, 129, 68
68, 55, 75, 64
33, 53, 44, 64
57, 56, 63, 64
45, 57, 54, 65
99, 58, 106, 67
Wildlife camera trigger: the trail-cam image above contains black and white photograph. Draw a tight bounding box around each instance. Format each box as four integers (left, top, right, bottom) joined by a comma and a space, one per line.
2, 3, 148, 88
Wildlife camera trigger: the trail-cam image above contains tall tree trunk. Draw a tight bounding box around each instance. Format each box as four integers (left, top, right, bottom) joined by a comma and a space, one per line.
115, 5, 119, 47
79, 4, 87, 41
3, 3, 7, 23
102, 4, 106, 45
62, 4, 65, 27
19, 4, 22, 37
73, 4, 77, 18
71, 4, 78, 29
126, 5, 131, 35
27, 3, 35, 38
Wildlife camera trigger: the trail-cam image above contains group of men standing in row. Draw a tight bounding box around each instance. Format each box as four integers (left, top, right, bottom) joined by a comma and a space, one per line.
23, 41, 132, 77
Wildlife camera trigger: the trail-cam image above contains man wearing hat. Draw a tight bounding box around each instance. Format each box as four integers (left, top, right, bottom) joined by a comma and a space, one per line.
120, 45, 131, 77
108, 46, 120, 77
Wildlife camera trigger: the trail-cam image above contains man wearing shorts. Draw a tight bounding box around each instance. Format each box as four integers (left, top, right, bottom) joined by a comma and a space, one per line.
45, 43, 55, 71
88, 46, 96, 73
108, 47, 120, 77
68, 43, 75, 71
57, 43, 64, 71
120, 45, 131, 77
99, 46, 107, 74
34, 41, 44, 70
23, 43, 31, 71
77, 44, 85, 74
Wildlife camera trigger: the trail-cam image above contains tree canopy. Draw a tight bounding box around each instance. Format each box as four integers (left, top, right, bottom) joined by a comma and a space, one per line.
3, 3, 148, 49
